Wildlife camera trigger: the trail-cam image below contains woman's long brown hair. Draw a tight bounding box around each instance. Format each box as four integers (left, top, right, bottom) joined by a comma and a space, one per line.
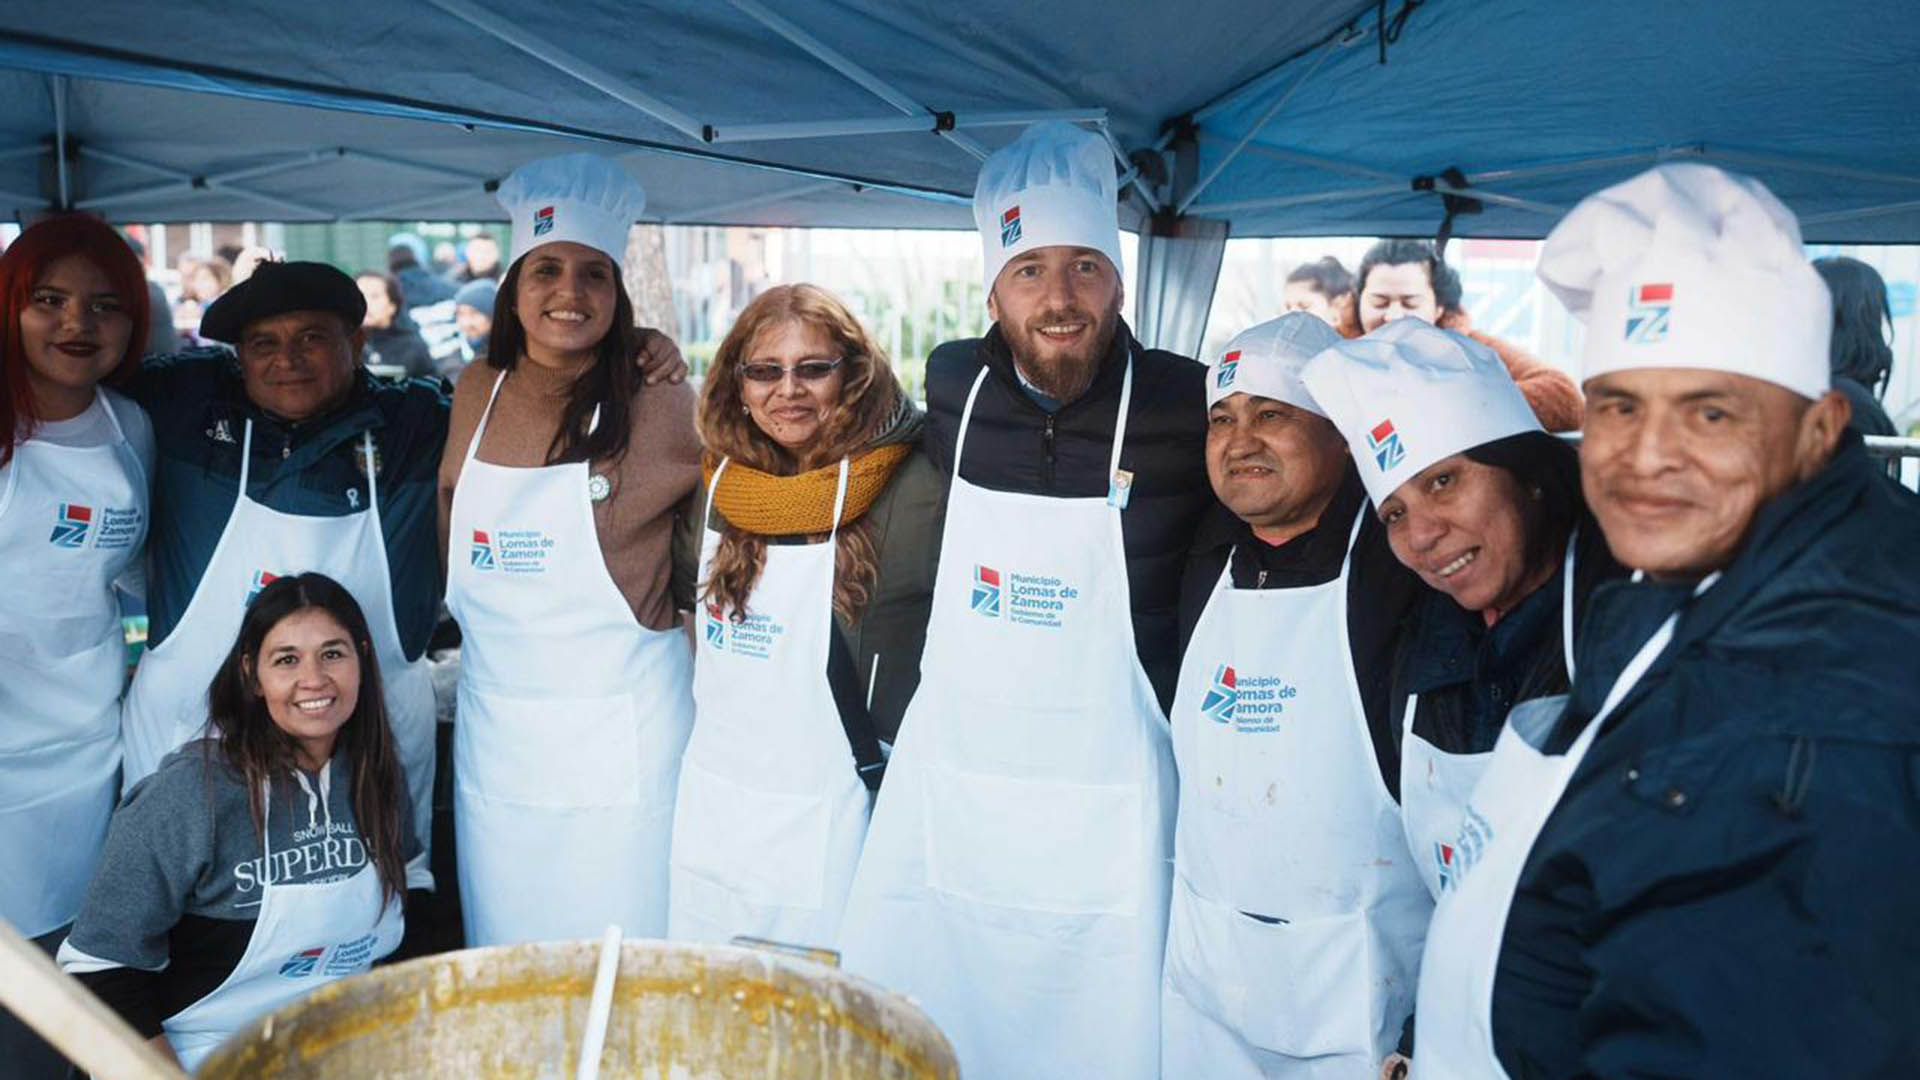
205, 573, 410, 906
697, 284, 905, 624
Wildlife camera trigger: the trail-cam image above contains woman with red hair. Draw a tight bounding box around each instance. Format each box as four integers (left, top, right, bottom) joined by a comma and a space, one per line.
0, 214, 155, 1079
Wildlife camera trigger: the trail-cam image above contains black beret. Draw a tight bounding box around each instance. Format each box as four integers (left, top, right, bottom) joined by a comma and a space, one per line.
200, 261, 366, 344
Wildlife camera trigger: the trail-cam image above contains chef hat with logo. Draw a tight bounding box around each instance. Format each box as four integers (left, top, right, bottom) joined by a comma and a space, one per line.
1207, 311, 1343, 412
973, 121, 1123, 295
1301, 318, 1541, 506
496, 152, 647, 270
1537, 162, 1830, 400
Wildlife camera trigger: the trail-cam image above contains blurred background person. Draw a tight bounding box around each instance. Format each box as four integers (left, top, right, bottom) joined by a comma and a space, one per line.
1281, 254, 1354, 328
60, 574, 414, 1072
450, 232, 503, 285
387, 232, 455, 308
1344, 238, 1583, 431
1814, 255, 1899, 435
667, 283, 939, 949
0, 213, 155, 1080
355, 270, 436, 380
450, 277, 496, 379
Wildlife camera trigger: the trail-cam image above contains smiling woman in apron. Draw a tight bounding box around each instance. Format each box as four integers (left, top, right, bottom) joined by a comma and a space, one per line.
438, 153, 701, 945
666, 284, 939, 950
0, 215, 155, 1080
60, 573, 413, 1073
1303, 318, 1623, 1077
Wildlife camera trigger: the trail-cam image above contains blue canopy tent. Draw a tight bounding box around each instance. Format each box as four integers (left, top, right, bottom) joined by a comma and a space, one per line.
2, 0, 1916, 356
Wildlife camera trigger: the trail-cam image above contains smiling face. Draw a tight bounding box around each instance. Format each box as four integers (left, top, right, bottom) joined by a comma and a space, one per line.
1380, 452, 1548, 619
17, 254, 134, 421
1206, 393, 1349, 541
1359, 261, 1442, 333
1281, 281, 1341, 326
987, 245, 1123, 405
249, 607, 363, 771
514, 242, 618, 370
739, 318, 847, 453
1581, 368, 1848, 579
237, 310, 362, 423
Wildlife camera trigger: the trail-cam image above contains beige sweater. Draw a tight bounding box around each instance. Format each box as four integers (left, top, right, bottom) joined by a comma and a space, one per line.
438, 358, 702, 631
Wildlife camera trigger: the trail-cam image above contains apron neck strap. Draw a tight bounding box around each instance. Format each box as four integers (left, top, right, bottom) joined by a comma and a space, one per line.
703, 458, 731, 530
238, 418, 256, 492
360, 432, 379, 508
1587, 569, 1721, 730
464, 368, 509, 466
1561, 525, 1579, 681
950, 367, 991, 482
826, 457, 851, 543
950, 354, 1137, 484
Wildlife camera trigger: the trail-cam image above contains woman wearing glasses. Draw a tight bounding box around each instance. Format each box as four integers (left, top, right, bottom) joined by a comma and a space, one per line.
436, 153, 701, 944
666, 284, 939, 949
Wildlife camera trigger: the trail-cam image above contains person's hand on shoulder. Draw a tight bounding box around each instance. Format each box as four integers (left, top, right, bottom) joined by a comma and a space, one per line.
635, 327, 689, 385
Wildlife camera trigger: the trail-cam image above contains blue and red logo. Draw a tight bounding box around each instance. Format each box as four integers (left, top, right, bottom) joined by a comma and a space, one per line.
971, 565, 1002, 617
703, 602, 727, 648
533, 205, 555, 237
1215, 350, 1241, 391
1201, 664, 1237, 725
48, 503, 93, 548
1366, 419, 1407, 472
278, 947, 325, 978
470, 530, 496, 571
999, 205, 1022, 248
1434, 841, 1458, 891
1625, 282, 1673, 344
246, 570, 280, 606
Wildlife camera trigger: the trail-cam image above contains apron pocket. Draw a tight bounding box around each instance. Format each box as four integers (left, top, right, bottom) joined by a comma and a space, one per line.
672, 757, 831, 909
1230, 905, 1375, 1058
923, 765, 1140, 917
456, 687, 641, 806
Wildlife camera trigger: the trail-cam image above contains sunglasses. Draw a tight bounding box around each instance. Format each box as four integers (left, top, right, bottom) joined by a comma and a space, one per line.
739, 358, 843, 383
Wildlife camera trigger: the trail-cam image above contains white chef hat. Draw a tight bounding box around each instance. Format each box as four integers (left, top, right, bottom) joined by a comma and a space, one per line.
1207, 311, 1343, 413
974, 121, 1122, 295
1301, 318, 1541, 506
1537, 162, 1830, 400
496, 152, 647, 270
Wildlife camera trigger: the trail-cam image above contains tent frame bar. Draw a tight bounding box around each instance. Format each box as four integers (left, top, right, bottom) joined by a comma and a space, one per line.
1177, 37, 1339, 215
1801, 198, 1920, 227
0, 185, 47, 210
709, 107, 1105, 145
723, 0, 989, 161
347, 184, 492, 221
73, 146, 333, 218
0, 145, 43, 163
1195, 133, 1401, 184
666, 179, 843, 223
1189, 177, 1560, 217
423, 0, 707, 142
336, 147, 492, 184
50, 75, 70, 209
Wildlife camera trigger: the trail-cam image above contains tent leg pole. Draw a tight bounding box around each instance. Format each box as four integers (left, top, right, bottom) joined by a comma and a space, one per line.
51, 75, 70, 210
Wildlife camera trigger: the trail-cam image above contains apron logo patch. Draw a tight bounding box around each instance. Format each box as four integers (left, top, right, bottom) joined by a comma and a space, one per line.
1215, 350, 1240, 390
1201, 664, 1237, 724
971, 565, 1002, 617
48, 503, 141, 550
246, 570, 281, 606
1445, 805, 1496, 887
703, 603, 727, 648
999, 204, 1022, 248
704, 603, 785, 660
471, 528, 554, 574
48, 503, 91, 548
470, 530, 497, 570
1434, 841, 1457, 891
1625, 282, 1673, 344
1366, 419, 1406, 473
972, 565, 1080, 629
278, 947, 325, 978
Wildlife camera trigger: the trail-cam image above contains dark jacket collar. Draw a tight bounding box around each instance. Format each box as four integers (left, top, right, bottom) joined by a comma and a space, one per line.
1404, 553, 1569, 695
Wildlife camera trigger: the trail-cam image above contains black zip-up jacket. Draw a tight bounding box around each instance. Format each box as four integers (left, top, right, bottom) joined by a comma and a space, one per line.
1492, 434, 1920, 1077
924, 321, 1210, 713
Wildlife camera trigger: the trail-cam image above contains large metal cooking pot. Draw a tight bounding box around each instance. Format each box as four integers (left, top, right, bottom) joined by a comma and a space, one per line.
197, 940, 957, 1079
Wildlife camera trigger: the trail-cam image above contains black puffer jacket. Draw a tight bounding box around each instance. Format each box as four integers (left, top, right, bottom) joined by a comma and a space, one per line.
924, 321, 1210, 712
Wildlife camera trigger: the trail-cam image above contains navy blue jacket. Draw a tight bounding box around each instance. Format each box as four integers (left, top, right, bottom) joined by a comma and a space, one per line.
924, 321, 1211, 713
129, 349, 450, 660
1493, 434, 1920, 1077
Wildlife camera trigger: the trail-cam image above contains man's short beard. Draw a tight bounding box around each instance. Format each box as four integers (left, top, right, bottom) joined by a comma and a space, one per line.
1005, 301, 1121, 404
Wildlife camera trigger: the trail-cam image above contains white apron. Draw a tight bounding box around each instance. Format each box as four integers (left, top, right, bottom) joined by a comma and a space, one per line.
164, 767, 404, 1074
1401, 539, 1580, 900
1163, 507, 1432, 1078
118, 423, 437, 863
0, 390, 147, 937
1412, 573, 1716, 1079
447, 370, 694, 944
668, 458, 870, 949
839, 361, 1176, 1080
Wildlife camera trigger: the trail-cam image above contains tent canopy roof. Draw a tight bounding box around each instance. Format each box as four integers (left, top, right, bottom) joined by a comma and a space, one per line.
1, 1, 1915, 240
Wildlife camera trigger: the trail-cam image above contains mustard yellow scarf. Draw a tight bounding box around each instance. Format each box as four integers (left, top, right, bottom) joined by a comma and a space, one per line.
702, 443, 913, 536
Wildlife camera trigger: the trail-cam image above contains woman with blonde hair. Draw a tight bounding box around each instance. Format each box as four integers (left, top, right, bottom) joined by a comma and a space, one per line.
668, 283, 940, 949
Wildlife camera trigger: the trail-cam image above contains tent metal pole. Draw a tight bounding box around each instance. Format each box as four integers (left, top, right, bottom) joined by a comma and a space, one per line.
0, 186, 50, 210
1463, 146, 1700, 186
336, 147, 491, 183
665, 180, 843, 223
50, 75, 70, 210
423, 0, 706, 142
1801, 198, 1920, 227
1191, 16, 1368, 123
348, 185, 493, 220
1696, 148, 1920, 189
710, 107, 1106, 144
724, 0, 990, 161
1177, 39, 1338, 215
0, 145, 43, 163
1188, 182, 1404, 215
1195, 133, 1399, 184
1104, 126, 1160, 214
74, 147, 335, 216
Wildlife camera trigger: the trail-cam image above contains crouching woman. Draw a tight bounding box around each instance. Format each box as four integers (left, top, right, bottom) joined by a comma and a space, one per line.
61, 573, 415, 1071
